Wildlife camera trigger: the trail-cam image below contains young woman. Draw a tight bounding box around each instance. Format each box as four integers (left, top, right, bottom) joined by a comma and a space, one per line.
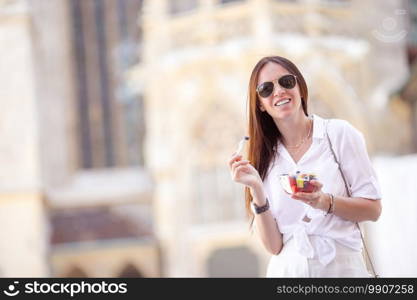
228, 56, 382, 277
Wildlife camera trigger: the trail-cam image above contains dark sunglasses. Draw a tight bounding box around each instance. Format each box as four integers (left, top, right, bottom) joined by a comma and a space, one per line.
256, 74, 297, 98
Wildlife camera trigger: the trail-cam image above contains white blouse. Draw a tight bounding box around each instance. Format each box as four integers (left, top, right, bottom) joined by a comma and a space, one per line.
263, 114, 382, 267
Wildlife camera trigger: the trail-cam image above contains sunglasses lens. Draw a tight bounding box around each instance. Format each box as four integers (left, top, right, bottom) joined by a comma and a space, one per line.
257, 82, 274, 98
278, 75, 296, 89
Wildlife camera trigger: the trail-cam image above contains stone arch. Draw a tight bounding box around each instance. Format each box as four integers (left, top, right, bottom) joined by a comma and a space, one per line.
311, 73, 363, 120
300, 56, 368, 133
207, 246, 259, 277
176, 58, 247, 168
292, 56, 374, 149
117, 263, 144, 278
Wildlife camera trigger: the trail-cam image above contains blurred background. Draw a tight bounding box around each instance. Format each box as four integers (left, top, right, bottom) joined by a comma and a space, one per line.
0, 0, 416, 277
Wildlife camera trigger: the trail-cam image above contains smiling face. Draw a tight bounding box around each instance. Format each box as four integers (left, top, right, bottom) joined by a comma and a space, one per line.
256, 62, 304, 121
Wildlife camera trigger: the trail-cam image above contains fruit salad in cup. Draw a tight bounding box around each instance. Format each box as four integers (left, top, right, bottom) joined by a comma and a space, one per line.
279, 171, 317, 194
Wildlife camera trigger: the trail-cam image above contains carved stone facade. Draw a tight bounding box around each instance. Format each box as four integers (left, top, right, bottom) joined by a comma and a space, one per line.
0, 0, 412, 277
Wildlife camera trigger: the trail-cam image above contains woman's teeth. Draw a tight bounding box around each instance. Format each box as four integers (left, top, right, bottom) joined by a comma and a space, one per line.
275, 98, 291, 106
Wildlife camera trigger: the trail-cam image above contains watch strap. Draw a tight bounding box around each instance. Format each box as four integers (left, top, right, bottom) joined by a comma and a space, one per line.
252, 198, 270, 214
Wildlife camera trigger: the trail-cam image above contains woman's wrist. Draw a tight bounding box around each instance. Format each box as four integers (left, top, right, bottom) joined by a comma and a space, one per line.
249, 180, 267, 206
320, 192, 331, 212
325, 193, 334, 216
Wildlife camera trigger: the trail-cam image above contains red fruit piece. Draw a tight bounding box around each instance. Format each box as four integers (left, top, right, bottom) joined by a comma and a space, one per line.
289, 176, 297, 193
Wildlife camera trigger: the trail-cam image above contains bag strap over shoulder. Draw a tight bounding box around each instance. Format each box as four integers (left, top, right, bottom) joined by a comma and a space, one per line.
325, 120, 379, 278
325, 120, 352, 197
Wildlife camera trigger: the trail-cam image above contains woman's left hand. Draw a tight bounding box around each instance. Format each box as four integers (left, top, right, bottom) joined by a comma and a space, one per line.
291, 180, 329, 212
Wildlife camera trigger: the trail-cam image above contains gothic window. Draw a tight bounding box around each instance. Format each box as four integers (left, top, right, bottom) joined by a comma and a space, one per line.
409, 0, 417, 47
189, 101, 246, 224
70, 0, 145, 169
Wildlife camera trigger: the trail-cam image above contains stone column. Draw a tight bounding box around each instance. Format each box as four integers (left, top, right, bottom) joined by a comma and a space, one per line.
0, 0, 48, 277
142, 0, 181, 277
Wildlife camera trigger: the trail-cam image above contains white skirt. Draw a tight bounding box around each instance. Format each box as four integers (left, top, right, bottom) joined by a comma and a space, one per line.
266, 236, 370, 277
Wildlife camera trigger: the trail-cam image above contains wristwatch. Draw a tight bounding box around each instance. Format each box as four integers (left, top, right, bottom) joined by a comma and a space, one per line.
251, 198, 270, 214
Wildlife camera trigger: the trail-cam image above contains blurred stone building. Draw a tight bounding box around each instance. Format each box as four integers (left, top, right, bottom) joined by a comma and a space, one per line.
0, 0, 414, 277
0, 0, 159, 277
131, 0, 412, 277
0, 0, 49, 277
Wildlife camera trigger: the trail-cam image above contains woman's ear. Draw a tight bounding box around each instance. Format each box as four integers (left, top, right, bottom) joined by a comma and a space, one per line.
259, 104, 266, 112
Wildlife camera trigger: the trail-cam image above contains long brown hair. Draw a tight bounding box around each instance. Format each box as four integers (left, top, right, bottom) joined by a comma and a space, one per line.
245, 56, 309, 225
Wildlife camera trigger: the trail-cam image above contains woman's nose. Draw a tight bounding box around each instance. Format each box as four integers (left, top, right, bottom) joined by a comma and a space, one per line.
273, 82, 285, 97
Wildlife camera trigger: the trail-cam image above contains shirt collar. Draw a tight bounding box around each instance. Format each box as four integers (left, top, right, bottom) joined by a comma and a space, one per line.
311, 114, 326, 140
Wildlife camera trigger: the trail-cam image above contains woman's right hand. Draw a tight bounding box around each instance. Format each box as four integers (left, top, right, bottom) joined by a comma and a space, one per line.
228, 153, 262, 190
